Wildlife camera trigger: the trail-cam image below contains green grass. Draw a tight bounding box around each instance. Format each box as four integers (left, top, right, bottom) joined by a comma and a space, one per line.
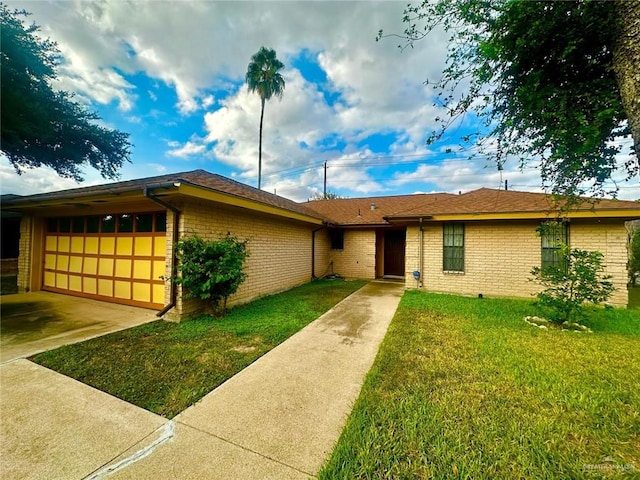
31, 279, 366, 418
320, 292, 640, 479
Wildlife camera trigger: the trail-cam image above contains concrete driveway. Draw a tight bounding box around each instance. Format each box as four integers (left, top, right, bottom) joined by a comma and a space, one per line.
0, 291, 159, 363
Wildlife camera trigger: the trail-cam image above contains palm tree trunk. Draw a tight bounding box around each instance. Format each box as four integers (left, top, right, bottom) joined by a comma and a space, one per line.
258, 97, 265, 189
612, 0, 640, 172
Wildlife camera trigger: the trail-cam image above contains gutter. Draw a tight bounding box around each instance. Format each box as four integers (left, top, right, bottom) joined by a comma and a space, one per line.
143, 183, 181, 317
419, 218, 424, 288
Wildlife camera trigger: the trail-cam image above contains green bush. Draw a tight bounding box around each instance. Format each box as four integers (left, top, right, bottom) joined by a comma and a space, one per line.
173, 234, 249, 316
531, 243, 614, 323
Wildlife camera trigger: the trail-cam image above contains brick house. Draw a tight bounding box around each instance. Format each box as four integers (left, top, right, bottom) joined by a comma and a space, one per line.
3, 169, 639, 319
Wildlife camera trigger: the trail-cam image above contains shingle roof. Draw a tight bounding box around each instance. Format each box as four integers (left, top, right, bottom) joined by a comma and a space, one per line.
3, 169, 638, 224
302, 193, 457, 225
2, 169, 320, 220
305, 188, 639, 224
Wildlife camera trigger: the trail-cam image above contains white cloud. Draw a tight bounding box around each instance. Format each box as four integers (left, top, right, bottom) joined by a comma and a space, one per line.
167, 141, 207, 159
6, 0, 637, 202
0, 159, 103, 195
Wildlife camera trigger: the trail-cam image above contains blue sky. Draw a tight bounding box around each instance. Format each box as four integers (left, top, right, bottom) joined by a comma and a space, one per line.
1, 1, 637, 201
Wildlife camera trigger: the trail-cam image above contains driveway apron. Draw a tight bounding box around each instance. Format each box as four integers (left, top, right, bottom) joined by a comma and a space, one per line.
0, 291, 158, 363
0, 281, 403, 479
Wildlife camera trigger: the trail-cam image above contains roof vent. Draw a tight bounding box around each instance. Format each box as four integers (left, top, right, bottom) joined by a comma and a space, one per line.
370, 203, 376, 211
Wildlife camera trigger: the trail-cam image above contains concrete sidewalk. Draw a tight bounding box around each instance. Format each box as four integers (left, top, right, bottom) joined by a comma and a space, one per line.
1, 281, 403, 479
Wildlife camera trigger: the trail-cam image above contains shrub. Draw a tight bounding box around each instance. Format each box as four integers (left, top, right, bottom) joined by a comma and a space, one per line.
173, 234, 249, 316
531, 243, 615, 323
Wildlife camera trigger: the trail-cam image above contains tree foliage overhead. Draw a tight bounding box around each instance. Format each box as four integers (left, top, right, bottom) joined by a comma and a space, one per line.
246, 47, 285, 190
0, 5, 131, 181
381, 0, 639, 198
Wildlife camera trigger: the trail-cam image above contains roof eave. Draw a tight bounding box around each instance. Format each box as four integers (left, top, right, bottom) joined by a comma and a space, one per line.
175, 183, 324, 225
386, 209, 640, 222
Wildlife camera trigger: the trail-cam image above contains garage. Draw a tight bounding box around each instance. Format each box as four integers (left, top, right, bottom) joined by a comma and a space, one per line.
42, 212, 167, 309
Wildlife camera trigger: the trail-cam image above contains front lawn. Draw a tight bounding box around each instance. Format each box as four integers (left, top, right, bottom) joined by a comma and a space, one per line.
320, 291, 640, 479
32, 279, 366, 418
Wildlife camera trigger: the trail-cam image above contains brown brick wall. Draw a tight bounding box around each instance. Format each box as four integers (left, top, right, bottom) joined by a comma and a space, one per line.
169, 200, 317, 319
405, 219, 631, 306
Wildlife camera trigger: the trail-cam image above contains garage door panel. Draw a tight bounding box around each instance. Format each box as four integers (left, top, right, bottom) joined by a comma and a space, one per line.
132, 283, 151, 302
114, 281, 131, 299
57, 255, 69, 272
58, 237, 70, 253
71, 237, 84, 253
135, 237, 153, 256
43, 213, 166, 309
115, 259, 132, 278
83, 257, 97, 275
98, 258, 114, 276
153, 260, 165, 280
56, 273, 68, 289
45, 254, 57, 270
133, 260, 151, 280
83, 277, 97, 294
100, 238, 115, 255
44, 271, 55, 287
153, 284, 164, 304
116, 237, 133, 255
45, 236, 57, 251
69, 256, 83, 273
85, 237, 99, 254
98, 279, 113, 297
69, 275, 82, 292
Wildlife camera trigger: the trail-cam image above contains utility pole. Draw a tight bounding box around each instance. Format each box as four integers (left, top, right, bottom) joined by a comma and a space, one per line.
323, 161, 327, 199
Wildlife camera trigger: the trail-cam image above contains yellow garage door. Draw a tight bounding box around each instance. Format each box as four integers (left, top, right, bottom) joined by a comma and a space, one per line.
43, 212, 167, 309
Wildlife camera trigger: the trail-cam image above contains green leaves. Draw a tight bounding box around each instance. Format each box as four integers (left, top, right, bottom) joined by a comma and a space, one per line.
0, 6, 131, 181
173, 234, 249, 316
245, 47, 285, 103
394, 0, 637, 198
531, 232, 615, 323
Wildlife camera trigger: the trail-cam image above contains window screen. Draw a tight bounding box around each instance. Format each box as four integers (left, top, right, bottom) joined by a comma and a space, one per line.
443, 223, 464, 272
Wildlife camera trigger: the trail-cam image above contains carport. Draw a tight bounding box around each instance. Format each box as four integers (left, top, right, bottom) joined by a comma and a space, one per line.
0, 291, 158, 363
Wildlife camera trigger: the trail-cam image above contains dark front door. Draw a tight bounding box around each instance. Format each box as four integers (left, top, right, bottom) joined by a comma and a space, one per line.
384, 229, 406, 277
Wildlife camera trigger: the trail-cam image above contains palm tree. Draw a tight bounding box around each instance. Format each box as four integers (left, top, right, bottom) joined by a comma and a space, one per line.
246, 47, 285, 189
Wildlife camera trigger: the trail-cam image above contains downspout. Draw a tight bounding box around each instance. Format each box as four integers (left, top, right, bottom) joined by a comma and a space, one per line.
311, 225, 326, 280
143, 184, 180, 317
419, 217, 424, 288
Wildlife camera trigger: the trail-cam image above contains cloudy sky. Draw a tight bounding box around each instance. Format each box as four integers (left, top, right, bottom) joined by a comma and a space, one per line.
1, 0, 638, 201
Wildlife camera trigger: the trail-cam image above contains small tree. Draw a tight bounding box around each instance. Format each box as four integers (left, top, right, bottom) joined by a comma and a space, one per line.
174, 234, 249, 316
531, 244, 615, 324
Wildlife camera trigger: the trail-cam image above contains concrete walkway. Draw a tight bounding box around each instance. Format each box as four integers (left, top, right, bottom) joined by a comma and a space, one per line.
1, 281, 403, 479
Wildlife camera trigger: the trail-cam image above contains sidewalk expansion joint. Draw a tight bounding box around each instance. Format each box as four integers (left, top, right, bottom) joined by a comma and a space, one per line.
83, 420, 175, 480
177, 420, 315, 478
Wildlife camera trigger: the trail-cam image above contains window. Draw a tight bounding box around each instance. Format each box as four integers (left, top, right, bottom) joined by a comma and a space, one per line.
155, 212, 167, 232
101, 215, 115, 233
443, 223, 464, 272
135, 214, 153, 233
117, 214, 133, 233
59, 218, 71, 233
541, 222, 569, 270
86, 216, 100, 233
330, 229, 344, 250
71, 217, 85, 233
46, 218, 58, 233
